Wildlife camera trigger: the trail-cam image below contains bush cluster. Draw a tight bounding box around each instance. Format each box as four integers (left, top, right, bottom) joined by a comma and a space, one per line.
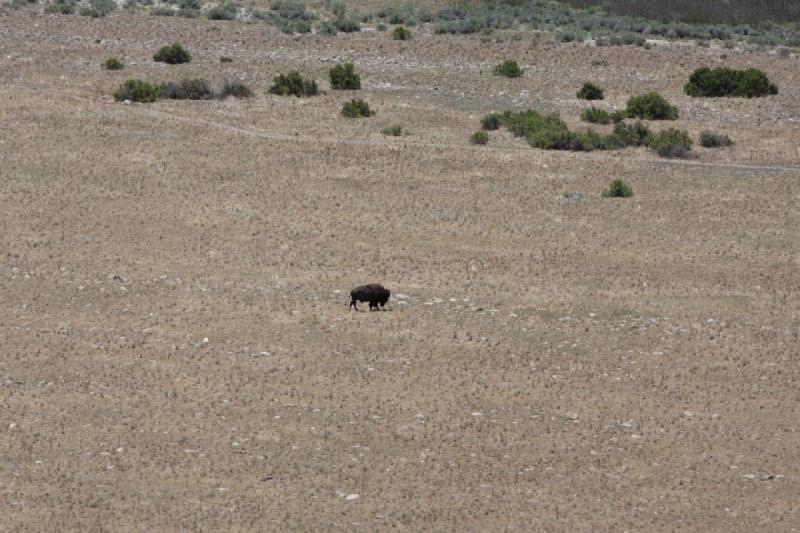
341, 99, 372, 118
487, 109, 669, 153
625, 92, 679, 120
684, 67, 778, 97
269, 71, 318, 97
577, 82, 604, 100
329, 63, 361, 90
113, 78, 252, 102
367, 0, 800, 47
494, 60, 522, 78
154, 43, 192, 64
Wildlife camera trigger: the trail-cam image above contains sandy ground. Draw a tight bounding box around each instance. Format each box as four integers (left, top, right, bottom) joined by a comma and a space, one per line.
1, 8, 800, 531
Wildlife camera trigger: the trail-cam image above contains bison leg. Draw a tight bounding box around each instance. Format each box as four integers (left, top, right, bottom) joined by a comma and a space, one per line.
350, 299, 359, 311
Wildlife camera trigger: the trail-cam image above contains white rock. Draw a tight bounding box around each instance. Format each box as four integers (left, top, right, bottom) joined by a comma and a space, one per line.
345, 493, 360, 501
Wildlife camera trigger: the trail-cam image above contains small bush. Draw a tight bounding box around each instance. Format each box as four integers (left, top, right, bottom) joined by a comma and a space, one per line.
649, 128, 693, 158
317, 21, 338, 35
114, 79, 160, 102
220, 56, 233, 63
602, 179, 633, 198
625, 92, 679, 120
481, 113, 501, 130
555, 30, 585, 43
609, 110, 627, 124
79, 0, 114, 16
470, 131, 489, 145
577, 82, 604, 100
220, 80, 252, 98
382, 125, 403, 136
610, 121, 653, 147
45, 2, 74, 14
580, 106, 610, 124
341, 99, 372, 118
684, 67, 778, 98
103, 57, 124, 70
376, 22, 386, 31
269, 71, 318, 97
699, 131, 734, 148
154, 43, 191, 64
335, 17, 360, 32
393, 26, 412, 40
160, 78, 216, 100
494, 60, 522, 78
329, 63, 361, 90
206, 2, 236, 20
151, 7, 175, 16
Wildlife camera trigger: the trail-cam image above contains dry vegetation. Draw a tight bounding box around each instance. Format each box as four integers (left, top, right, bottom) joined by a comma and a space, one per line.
1, 4, 800, 531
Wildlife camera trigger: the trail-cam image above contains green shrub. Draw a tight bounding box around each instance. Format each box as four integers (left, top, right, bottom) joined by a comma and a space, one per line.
393, 26, 412, 40
341, 99, 372, 117
220, 80, 252, 98
153, 43, 191, 64
577, 82, 604, 100
114, 79, 160, 102
494, 60, 522, 78
269, 71, 318, 97
648, 128, 693, 158
376, 22, 386, 31
176, 8, 199, 17
207, 3, 237, 20
317, 21, 338, 35
699, 131, 733, 147
684, 67, 778, 97
45, 2, 74, 14
555, 30, 585, 43
610, 121, 653, 147
335, 17, 360, 32
625, 92, 678, 120
610, 110, 627, 124
79, 0, 114, 16
580, 106, 610, 124
481, 113, 501, 130
103, 57, 124, 70
329, 63, 361, 90
382, 125, 403, 136
602, 179, 633, 198
151, 7, 175, 16
159, 79, 216, 100
470, 131, 489, 145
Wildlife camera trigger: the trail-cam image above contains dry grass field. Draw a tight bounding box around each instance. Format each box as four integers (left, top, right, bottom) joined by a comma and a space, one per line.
1, 7, 800, 531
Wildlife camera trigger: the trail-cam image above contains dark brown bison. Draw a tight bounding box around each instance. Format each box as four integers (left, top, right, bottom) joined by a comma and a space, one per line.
349, 284, 390, 311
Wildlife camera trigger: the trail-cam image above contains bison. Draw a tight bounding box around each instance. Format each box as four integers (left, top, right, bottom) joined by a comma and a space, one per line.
349, 284, 390, 311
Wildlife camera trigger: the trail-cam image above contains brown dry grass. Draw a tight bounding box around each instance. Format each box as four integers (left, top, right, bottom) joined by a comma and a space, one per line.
1, 9, 799, 532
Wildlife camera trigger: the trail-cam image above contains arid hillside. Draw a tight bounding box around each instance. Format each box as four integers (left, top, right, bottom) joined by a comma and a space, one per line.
1, 7, 799, 531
